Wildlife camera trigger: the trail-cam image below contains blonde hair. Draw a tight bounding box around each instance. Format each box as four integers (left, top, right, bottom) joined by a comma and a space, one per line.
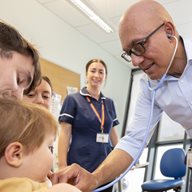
0, 98, 58, 157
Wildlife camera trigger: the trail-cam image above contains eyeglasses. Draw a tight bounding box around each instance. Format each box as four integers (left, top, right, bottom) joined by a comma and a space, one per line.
121, 23, 164, 62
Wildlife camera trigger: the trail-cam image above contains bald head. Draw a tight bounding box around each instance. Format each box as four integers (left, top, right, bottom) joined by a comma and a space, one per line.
120, 0, 173, 30
119, 0, 176, 51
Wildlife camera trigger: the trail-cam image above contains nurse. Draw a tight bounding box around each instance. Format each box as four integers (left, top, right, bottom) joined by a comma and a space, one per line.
58, 58, 119, 192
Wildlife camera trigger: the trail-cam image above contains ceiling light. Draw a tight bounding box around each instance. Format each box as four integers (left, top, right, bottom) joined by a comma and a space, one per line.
69, 0, 113, 33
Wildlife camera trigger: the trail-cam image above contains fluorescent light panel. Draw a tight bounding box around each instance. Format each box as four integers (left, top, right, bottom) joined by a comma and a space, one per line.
70, 0, 113, 33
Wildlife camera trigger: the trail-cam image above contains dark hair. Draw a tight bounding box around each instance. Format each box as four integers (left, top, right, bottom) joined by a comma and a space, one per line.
24, 75, 53, 95
42, 76, 53, 92
0, 21, 41, 94
85, 58, 108, 76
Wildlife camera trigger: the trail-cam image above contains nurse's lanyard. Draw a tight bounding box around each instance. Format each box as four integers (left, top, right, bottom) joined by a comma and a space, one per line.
86, 96, 105, 134
94, 36, 178, 192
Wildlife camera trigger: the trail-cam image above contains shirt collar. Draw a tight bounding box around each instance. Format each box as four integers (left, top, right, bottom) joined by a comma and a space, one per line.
80, 87, 106, 100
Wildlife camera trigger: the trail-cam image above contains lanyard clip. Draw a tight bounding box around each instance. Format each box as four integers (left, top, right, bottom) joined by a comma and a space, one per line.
101, 127, 104, 134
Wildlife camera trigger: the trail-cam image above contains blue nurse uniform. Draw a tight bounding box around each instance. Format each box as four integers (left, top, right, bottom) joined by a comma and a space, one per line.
59, 87, 119, 172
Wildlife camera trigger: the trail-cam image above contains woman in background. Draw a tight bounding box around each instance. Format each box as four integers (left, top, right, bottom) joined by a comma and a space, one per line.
58, 58, 119, 192
23, 75, 58, 165
23, 76, 53, 110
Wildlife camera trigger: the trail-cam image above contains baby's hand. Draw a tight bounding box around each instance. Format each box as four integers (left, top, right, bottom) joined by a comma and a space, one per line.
47, 170, 58, 185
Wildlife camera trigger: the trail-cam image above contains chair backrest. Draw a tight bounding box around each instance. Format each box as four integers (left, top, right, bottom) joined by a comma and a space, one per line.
160, 148, 186, 179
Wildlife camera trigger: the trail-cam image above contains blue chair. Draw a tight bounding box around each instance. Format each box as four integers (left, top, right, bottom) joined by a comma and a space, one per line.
141, 148, 186, 192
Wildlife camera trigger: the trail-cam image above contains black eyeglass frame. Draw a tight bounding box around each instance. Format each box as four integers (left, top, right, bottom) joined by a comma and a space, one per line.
121, 23, 165, 62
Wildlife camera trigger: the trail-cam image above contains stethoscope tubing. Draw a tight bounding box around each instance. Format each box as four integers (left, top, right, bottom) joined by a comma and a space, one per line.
94, 91, 156, 192
93, 36, 178, 192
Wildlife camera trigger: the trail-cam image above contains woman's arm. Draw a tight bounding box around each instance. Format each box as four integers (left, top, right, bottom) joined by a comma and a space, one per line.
109, 127, 119, 147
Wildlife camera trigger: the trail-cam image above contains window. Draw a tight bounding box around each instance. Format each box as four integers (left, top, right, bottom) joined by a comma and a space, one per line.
121, 69, 189, 192
120, 148, 148, 192
158, 112, 185, 142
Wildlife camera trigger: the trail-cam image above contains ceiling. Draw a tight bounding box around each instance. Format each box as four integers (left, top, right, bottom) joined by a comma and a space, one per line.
36, 0, 192, 68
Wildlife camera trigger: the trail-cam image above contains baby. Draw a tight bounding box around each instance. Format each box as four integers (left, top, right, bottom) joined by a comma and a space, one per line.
0, 98, 80, 192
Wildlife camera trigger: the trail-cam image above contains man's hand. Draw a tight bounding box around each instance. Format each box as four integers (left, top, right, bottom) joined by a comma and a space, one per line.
50, 163, 98, 192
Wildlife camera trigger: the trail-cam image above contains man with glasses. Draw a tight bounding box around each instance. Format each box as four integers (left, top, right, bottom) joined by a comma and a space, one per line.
53, 0, 191, 191
121, 22, 165, 63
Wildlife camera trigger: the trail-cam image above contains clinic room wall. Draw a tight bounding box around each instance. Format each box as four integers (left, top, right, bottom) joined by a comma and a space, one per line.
40, 58, 80, 100
0, 0, 132, 137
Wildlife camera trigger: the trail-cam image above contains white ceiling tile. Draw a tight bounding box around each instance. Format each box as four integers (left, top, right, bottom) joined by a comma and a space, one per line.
87, 0, 135, 18
44, 0, 92, 27
36, 0, 55, 3
77, 23, 118, 43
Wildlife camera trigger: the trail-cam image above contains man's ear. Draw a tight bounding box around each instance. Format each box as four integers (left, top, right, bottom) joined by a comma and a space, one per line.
4, 142, 24, 167
164, 21, 175, 38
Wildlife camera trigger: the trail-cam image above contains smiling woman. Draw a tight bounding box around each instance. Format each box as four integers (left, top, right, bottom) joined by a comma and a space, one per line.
58, 58, 119, 192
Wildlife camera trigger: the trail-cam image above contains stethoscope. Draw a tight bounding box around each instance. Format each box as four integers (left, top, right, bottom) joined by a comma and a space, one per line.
94, 35, 178, 192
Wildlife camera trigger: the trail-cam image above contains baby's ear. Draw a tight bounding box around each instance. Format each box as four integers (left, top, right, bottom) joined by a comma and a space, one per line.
4, 142, 24, 167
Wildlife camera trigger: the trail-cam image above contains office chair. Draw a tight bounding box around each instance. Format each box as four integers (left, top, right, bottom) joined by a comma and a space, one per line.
141, 148, 186, 192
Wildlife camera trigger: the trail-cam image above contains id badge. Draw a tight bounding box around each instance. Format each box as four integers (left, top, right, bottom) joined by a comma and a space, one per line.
187, 149, 192, 168
96, 133, 109, 143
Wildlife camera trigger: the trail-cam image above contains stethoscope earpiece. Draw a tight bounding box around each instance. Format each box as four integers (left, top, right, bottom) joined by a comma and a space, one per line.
167, 34, 172, 39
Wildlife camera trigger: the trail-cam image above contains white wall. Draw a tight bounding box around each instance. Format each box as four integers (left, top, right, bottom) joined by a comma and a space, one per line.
0, 0, 131, 136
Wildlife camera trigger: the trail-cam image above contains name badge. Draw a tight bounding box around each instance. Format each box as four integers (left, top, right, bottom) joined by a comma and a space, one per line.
96, 133, 109, 143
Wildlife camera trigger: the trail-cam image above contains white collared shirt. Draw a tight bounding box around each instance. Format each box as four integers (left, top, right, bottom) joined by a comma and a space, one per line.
116, 38, 192, 160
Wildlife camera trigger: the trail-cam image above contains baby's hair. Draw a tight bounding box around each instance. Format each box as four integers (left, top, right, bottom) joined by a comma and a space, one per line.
0, 98, 58, 158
